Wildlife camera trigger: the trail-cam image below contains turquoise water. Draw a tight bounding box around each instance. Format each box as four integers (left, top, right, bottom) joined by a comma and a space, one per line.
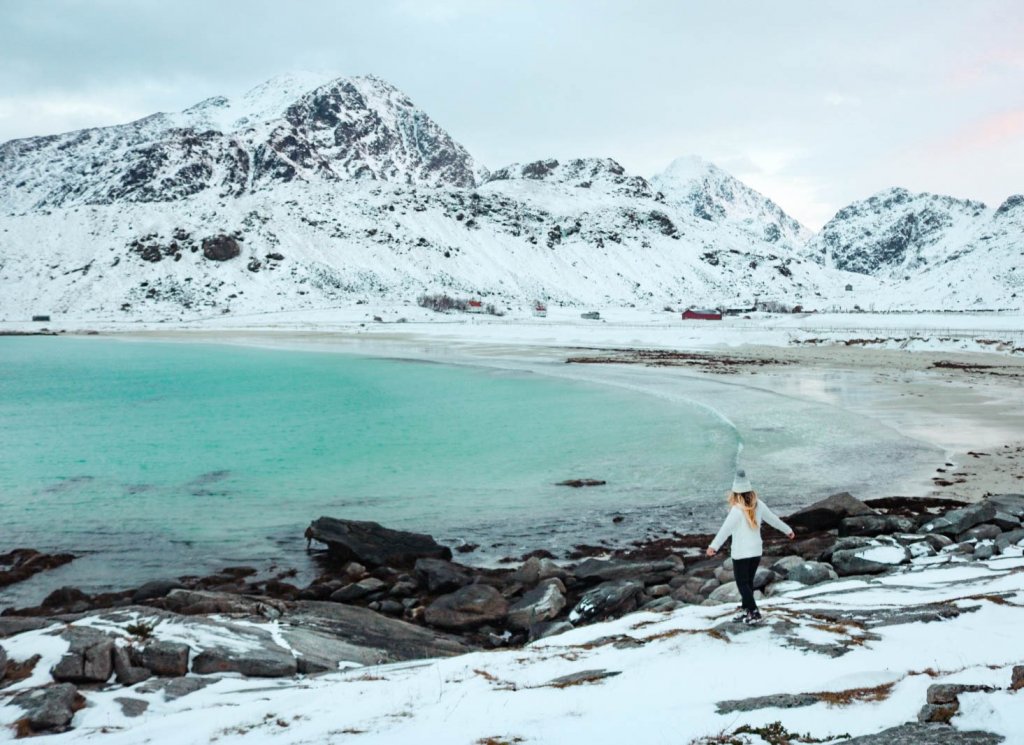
0, 337, 737, 604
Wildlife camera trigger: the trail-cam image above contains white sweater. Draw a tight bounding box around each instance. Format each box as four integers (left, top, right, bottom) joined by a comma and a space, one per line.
709, 501, 792, 559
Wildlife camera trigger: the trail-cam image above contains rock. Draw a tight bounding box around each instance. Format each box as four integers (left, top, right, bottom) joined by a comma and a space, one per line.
958, 524, 1002, 542
752, 568, 776, 590
286, 600, 470, 662
973, 541, 996, 560
0, 617, 53, 638
536, 620, 574, 639
265, 252, 285, 261
920, 502, 997, 537
112, 646, 152, 686
306, 517, 452, 567
784, 561, 833, 585
670, 587, 703, 605
716, 692, 820, 713
510, 556, 542, 586
840, 723, 1002, 744
770, 555, 806, 575
41, 586, 91, 611
163, 589, 272, 616
329, 577, 388, 602
115, 697, 149, 717
201, 234, 241, 261
424, 584, 508, 630
995, 528, 1024, 554
573, 558, 675, 584
698, 578, 720, 596
137, 641, 190, 677
924, 533, 954, 551
137, 676, 215, 701
707, 582, 742, 603
927, 683, 993, 704
641, 597, 678, 612
0, 644, 6, 680
192, 644, 297, 678
907, 541, 937, 559
830, 543, 910, 576
987, 493, 1024, 519
0, 549, 75, 590
555, 478, 607, 487
990, 512, 1021, 531
569, 580, 643, 623
786, 492, 877, 531
648, 584, 672, 598
507, 579, 566, 630
537, 558, 568, 582
51, 627, 114, 683
544, 669, 620, 687
1012, 665, 1024, 691
918, 702, 959, 723
713, 566, 734, 584
11, 683, 82, 732
131, 579, 185, 603
414, 558, 473, 593
840, 515, 916, 536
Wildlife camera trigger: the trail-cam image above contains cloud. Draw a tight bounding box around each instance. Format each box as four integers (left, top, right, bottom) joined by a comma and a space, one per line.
823, 92, 861, 107
942, 109, 1024, 153
0, 94, 150, 141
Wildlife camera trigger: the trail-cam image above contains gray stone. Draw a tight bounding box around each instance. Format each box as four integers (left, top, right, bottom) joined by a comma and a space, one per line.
920, 501, 997, 537
830, 544, 910, 576
163, 589, 281, 616
770, 555, 806, 575
388, 579, 419, 597
670, 587, 704, 605
112, 646, 152, 686
306, 517, 451, 568
11, 683, 80, 732
424, 584, 509, 630
572, 558, 675, 584
280, 627, 386, 673
714, 566, 734, 584
414, 558, 473, 593
752, 568, 777, 590
987, 493, 1024, 519
544, 669, 620, 687
707, 582, 741, 603
569, 580, 643, 623
840, 723, 1002, 744
840, 514, 916, 537
329, 577, 387, 602
698, 578, 720, 596
0, 617, 52, 638
957, 524, 1002, 542
927, 683, 993, 704
507, 579, 566, 630
376, 600, 404, 616
115, 697, 149, 718
509, 556, 541, 586
286, 601, 470, 662
974, 542, 996, 560
536, 620, 574, 639
537, 558, 568, 582
995, 528, 1024, 553
924, 533, 955, 551
785, 561, 833, 585
641, 597, 678, 612
51, 627, 114, 683
786, 492, 878, 531
137, 676, 216, 701
990, 512, 1021, 531
192, 644, 297, 678
137, 641, 189, 677
131, 579, 185, 604
716, 692, 820, 713
648, 583, 672, 597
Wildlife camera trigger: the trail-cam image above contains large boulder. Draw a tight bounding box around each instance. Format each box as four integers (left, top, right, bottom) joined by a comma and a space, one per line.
414, 558, 473, 593
786, 492, 877, 532
507, 579, 566, 630
830, 543, 911, 576
839, 723, 1001, 744
285, 601, 470, 662
995, 528, 1024, 554
306, 517, 452, 568
112, 646, 152, 686
957, 524, 1002, 542
920, 502, 996, 537
201, 234, 241, 261
131, 579, 185, 604
50, 627, 114, 684
192, 644, 297, 678
329, 577, 387, 602
987, 493, 1024, 519
136, 641, 189, 677
11, 683, 82, 733
572, 558, 676, 584
784, 561, 833, 586
569, 580, 643, 623
839, 515, 916, 537
424, 584, 508, 630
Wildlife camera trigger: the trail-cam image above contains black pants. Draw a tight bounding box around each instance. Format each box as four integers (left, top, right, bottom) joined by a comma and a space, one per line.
733, 556, 761, 612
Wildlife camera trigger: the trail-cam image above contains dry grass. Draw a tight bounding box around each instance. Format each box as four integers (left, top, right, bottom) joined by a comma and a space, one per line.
813, 682, 895, 707
476, 737, 525, 745
2, 655, 41, 685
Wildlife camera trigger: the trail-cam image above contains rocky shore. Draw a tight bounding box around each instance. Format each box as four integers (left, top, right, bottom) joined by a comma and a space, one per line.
1, 491, 1023, 737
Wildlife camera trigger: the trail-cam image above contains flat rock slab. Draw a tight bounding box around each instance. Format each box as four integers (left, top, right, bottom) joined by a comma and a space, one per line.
424, 584, 508, 630
573, 558, 676, 583
921, 502, 997, 538
716, 692, 821, 713
307, 517, 451, 567
115, 697, 150, 718
840, 723, 1003, 744
192, 644, 297, 677
11, 683, 81, 732
137, 676, 217, 701
543, 669, 620, 688
0, 617, 54, 638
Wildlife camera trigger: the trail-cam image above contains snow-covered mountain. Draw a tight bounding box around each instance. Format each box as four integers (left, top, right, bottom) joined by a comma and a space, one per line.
0, 72, 1018, 320
806, 188, 1024, 309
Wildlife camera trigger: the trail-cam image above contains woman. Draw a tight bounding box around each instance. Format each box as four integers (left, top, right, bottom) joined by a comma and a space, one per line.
706, 468, 795, 624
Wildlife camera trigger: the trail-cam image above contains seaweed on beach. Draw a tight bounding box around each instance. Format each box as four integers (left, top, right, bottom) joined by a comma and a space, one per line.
564, 348, 790, 372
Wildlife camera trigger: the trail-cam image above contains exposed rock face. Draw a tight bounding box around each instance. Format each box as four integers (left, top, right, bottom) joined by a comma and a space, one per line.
112, 646, 152, 686
201, 235, 241, 261
424, 584, 509, 630
830, 543, 910, 576
307, 517, 452, 567
11, 683, 82, 733
50, 627, 114, 684
192, 645, 297, 678
136, 641, 190, 677
839, 723, 1001, 744
786, 492, 878, 531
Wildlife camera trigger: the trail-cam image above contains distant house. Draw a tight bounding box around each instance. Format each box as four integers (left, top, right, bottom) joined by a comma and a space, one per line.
466, 300, 484, 313
31, 314, 51, 322
682, 308, 722, 320
845, 284, 854, 292
532, 301, 547, 317
580, 311, 601, 320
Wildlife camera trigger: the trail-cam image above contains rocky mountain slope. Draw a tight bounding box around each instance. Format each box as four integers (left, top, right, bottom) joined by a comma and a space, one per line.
0, 73, 1020, 320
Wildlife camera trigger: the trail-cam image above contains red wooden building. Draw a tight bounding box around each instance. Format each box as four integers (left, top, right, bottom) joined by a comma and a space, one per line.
682, 308, 723, 320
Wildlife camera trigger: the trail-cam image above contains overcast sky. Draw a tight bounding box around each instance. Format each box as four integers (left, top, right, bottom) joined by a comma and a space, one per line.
1, 0, 1021, 228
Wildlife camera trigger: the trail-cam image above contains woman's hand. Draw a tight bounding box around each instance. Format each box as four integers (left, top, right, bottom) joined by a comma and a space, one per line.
787, 531, 796, 540
706, 547, 716, 557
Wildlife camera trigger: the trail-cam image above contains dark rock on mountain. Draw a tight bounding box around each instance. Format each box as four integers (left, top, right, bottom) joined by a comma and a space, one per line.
988, 494, 1024, 519
201, 235, 241, 261
306, 517, 452, 567
786, 492, 878, 531
957, 524, 1001, 542
424, 584, 509, 630
0, 643, 7, 679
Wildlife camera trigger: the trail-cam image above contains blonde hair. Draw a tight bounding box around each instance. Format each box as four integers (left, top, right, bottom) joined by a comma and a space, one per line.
727, 490, 759, 529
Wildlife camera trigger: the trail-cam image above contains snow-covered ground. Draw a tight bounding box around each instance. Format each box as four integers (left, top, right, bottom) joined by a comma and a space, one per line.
2, 549, 1022, 743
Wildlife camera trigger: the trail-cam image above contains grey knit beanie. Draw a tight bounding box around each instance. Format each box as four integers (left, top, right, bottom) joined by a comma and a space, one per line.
732, 468, 753, 493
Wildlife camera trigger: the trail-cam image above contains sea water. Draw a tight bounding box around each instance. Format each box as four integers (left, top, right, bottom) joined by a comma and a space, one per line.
1, 337, 743, 606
